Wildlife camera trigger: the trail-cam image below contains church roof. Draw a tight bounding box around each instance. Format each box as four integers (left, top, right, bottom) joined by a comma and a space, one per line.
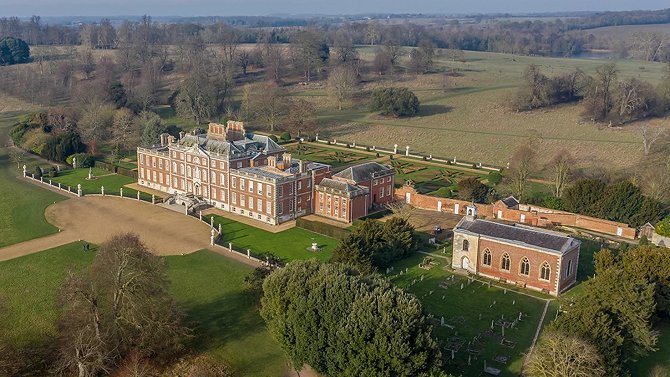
333, 162, 393, 183
455, 218, 578, 255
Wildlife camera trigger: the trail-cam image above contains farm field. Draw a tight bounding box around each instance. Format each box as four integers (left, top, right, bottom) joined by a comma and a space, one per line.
301, 49, 670, 172
586, 23, 670, 39
390, 252, 550, 377
0, 113, 66, 248
205, 213, 337, 262
0, 243, 288, 377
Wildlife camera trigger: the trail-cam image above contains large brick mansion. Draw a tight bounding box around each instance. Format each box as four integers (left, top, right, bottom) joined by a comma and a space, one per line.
136, 121, 395, 225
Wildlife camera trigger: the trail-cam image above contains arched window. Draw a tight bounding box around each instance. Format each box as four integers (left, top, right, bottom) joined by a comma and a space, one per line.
501, 253, 511, 271
520, 257, 530, 276
565, 260, 572, 277
540, 262, 551, 281
462, 239, 469, 251
482, 249, 492, 266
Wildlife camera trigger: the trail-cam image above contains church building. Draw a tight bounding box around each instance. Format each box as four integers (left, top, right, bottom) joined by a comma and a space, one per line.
452, 205, 580, 296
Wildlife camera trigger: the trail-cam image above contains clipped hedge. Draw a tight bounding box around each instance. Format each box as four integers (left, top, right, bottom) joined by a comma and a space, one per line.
95, 161, 116, 173
117, 166, 138, 179
296, 217, 350, 240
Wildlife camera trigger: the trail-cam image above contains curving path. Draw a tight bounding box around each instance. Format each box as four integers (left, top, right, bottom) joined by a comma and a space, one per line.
0, 196, 217, 261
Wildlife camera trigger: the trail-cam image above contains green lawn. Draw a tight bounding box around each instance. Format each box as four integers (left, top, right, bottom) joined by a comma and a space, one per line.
49, 167, 153, 200
0, 243, 287, 376
205, 214, 336, 262
390, 253, 548, 377
0, 241, 96, 347
167, 250, 287, 376
0, 113, 67, 248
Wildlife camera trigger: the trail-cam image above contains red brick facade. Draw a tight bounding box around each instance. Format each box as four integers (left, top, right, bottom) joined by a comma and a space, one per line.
397, 186, 636, 240
137, 121, 393, 225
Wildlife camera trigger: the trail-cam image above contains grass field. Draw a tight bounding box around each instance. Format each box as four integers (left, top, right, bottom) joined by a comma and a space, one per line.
167, 250, 287, 376
0, 241, 96, 347
390, 253, 549, 377
0, 242, 287, 376
205, 214, 336, 262
0, 113, 66, 248
300, 48, 670, 173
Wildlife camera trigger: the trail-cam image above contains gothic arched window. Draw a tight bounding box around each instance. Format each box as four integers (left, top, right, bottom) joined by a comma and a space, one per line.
520, 257, 530, 276
540, 262, 551, 281
501, 253, 511, 271
483, 249, 492, 266
462, 239, 469, 251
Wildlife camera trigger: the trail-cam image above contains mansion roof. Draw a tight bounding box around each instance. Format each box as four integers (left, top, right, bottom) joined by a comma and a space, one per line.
455, 218, 578, 255
175, 133, 284, 158
334, 162, 394, 183
235, 161, 328, 181
316, 178, 368, 197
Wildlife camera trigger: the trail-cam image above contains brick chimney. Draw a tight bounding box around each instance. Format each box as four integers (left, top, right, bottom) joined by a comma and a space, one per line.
298, 160, 306, 174
225, 120, 246, 141
159, 133, 169, 146
268, 156, 277, 169
282, 153, 292, 168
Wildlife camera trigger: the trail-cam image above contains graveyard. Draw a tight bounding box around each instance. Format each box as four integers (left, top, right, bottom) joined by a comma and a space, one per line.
390, 252, 551, 377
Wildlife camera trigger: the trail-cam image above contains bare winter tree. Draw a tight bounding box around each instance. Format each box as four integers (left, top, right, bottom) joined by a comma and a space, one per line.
8, 148, 26, 169
57, 234, 189, 377
385, 201, 415, 221
508, 144, 536, 202
638, 123, 667, 156
327, 65, 358, 111
241, 83, 289, 132
524, 331, 605, 377
548, 149, 573, 198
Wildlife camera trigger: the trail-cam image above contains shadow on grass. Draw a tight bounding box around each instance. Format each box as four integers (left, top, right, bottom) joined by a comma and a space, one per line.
420, 104, 453, 117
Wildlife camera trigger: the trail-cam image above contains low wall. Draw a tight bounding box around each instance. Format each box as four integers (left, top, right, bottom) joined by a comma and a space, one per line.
396, 186, 636, 240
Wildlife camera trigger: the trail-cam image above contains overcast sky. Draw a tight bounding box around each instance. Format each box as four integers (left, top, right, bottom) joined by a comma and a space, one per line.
3, 0, 669, 17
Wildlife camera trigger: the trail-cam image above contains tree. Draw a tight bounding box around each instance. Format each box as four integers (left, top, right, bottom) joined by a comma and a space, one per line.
370, 87, 420, 117
638, 123, 666, 156
260, 260, 441, 376
285, 98, 316, 137
175, 72, 219, 124
78, 101, 114, 154
111, 108, 137, 153
409, 40, 435, 74
241, 83, 289, 132
563, 179, 607, 216
525, 331, 605, 377
57, 234, 188, 376
79, 51, 95, 79
597, 180, 647, 225
508, 145, 536, 202
238, 50, 251, 75
139, 111, 164, 147
457, 177, 489, 203
0, 37, 30, 65
657, 216, 670, 237
8, 147, 26, 169
514, 65, 551, 110
548, 149, 573, 198
372, 47, 391, 75
619, 245, 670, 317
327, 66, 357, 111
292, 30, 328, 82
331, 218, 416, 273
551, 260, 657, 376
583, 63, 618, 122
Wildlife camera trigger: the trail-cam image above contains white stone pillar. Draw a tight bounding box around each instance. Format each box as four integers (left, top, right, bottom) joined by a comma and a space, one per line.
352, 141, 356, 147
22, 165, 26, 177
247, 249, 251, 259
77, 184, 82, 197
49, 179, 51, 185
394, 144, 398, 154
40, 176, 43, 183
101, 186, 105, 196
228, 242, 232, 251
210, 228, 215, 246
218, 223, 222, 234
120, 188, 123, 198
315, 133, 319, 141
58, 183, 61, 190
199, 212, 202, 221
151, 195, 155, 204
405, 146, 410, 156
136, 191, 140, 200
210, 216, 214, 227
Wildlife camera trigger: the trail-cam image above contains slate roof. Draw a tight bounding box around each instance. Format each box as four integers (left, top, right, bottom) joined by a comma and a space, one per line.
333, 162, 393, 183
316, 178, 368, 197
455, 218, 577, 254
176, 133, 285, 156
501, 196, 519, 208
